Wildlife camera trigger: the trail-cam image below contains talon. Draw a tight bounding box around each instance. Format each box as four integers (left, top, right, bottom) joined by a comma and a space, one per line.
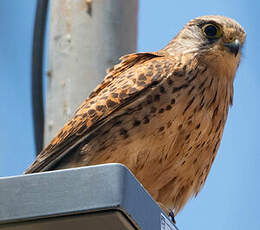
169, 210, 176, 224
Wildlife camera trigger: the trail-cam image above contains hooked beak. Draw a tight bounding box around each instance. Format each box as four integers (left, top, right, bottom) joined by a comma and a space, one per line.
224, 39, 240, 57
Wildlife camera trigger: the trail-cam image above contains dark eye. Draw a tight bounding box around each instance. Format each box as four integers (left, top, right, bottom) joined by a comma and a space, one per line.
202, 23, 222, 39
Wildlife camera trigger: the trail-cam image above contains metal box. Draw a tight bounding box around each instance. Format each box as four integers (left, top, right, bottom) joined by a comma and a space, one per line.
0, 164, 178, 230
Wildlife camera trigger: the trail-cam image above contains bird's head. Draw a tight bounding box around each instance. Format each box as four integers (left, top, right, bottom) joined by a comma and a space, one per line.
163, 15, 246, 78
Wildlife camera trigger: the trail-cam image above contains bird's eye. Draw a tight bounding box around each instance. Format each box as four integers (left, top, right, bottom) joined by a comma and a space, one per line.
202, 24, 222, 39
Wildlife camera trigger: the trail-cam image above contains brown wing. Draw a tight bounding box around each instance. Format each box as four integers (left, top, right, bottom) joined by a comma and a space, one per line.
25, 52, 176, 173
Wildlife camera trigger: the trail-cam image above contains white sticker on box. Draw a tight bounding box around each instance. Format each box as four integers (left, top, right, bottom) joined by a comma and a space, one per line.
160, 213, 176, 230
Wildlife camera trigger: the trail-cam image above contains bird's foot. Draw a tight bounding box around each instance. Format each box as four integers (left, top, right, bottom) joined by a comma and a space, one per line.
169, 210, 176, 224
157, 202, 176, 224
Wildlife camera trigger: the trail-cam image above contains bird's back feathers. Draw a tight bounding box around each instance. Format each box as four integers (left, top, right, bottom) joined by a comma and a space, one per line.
25, 52, 176, 173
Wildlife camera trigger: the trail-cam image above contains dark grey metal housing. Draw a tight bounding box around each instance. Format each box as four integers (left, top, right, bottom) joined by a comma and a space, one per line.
0, 164, 178, 230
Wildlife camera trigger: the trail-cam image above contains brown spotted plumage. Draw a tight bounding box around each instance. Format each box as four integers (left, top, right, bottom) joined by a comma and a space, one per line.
25, 16, 246, 216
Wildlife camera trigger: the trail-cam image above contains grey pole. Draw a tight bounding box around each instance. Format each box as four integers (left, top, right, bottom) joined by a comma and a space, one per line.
45, 0, 138, 145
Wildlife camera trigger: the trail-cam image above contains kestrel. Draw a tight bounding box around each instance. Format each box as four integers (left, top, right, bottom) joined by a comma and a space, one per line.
25, 16, 246, 218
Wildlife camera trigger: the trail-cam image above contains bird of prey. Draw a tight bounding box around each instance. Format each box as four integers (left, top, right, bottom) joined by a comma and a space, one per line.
25, 15, 246, 218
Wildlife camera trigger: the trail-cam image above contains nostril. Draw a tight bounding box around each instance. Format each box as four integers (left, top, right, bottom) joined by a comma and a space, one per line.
228, 37, 235, 42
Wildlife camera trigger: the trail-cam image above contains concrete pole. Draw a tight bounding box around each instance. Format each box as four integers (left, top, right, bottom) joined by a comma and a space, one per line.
45, 0, 138, 145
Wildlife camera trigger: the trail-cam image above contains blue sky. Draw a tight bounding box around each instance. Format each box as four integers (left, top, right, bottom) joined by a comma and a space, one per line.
0, 0, 259, 229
